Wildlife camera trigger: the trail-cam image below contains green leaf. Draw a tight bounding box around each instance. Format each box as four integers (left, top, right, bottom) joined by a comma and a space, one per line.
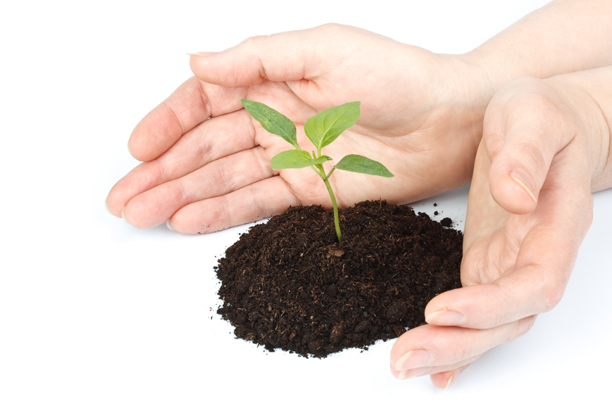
304, 102, 360, 149
334, 154, 394, 177
270, 150, 332, 169
241, 99, 299, 148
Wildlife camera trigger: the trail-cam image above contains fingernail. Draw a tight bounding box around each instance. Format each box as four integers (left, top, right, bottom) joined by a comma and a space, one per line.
444, 372, 455, 389
104, 199, 112, 215
122, 207, 130, 225
397, 366, 430, 380
166, 219, 174, 231
187, 52, 218, 57
425, 310, 465, 326
395, 349, 433, 371
509, 168, 537, 203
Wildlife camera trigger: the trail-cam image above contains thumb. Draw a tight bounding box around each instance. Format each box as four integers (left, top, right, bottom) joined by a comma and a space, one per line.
484, 85, 576, 214
189, 24, 344, 87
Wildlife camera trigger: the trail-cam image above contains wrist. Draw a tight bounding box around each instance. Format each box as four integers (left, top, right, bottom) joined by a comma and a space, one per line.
437, 53, 500, 141
459, 49, 524, 95
544, 73, 612, 192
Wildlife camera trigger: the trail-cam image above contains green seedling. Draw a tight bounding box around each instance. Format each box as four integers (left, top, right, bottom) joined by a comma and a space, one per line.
241, 99, 393, 243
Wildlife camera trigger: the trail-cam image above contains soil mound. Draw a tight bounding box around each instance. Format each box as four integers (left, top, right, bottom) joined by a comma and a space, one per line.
215, 201, 462, 358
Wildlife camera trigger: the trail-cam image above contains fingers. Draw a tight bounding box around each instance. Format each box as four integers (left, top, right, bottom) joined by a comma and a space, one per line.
432, 149, 593, 331
427, 220, 582, 329
430, 364, 470, 389
483, 77, 576, 214
396, 355, 480, 382
122, 147, 275, 229
426, 264, 560, 330
107, 110, 256, 218
128, 77, 246, 162
168, 177, 301, 234
390, 317, 536, 380
189, 24, 348, 87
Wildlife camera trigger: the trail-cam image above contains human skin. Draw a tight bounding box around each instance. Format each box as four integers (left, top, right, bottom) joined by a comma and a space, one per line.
390, 67, 612, 387
107, 24, 490, 231
105, 0, 612, 387
106, 1, 612, 232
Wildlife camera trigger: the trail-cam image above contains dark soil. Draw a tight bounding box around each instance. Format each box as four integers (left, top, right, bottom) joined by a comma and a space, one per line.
215, 201, 462, 358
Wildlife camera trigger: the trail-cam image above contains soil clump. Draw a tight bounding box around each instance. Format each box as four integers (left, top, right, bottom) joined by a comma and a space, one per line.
215, 201, 462, 358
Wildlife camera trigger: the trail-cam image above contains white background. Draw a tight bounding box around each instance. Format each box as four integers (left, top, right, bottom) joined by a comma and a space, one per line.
1, 0, 611, 407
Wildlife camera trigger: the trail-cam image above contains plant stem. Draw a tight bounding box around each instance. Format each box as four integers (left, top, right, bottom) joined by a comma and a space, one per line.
323, 166, 336, 181
323, 174, 341, 243
314, 159, 341, 242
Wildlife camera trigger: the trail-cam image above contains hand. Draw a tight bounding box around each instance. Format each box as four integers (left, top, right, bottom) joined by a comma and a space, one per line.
106, 24, 492, 233
390, 75, 608, 387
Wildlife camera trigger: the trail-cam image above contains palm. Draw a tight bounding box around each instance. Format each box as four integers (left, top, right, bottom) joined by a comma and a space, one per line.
463, 212, 546, 288
244, 80, 474, 205
107, 25, 489, 233
386, 135, 592, 388
462, 140, 592, 298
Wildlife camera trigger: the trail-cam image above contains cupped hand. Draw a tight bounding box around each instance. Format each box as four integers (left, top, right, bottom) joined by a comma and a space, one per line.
390, 76, 605, 387
106, 24, 492, 233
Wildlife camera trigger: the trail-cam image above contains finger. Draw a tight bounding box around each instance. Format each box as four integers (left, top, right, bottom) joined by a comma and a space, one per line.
168, 177, 301, 234
430, 363, 470, 389
123, 146, 275, 228
189, 24, 347, 87
428, 160, 592, 329
106, 110, 255, 217
484, 78, 575, 214
390, 317, 535, 377
462, 143, 510, 250
128, 76, 246, 162
427, 256, 570, 330
395, 355, 480, 381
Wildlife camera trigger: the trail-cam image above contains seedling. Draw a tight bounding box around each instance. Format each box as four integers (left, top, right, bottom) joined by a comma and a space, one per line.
241, 99, 393, 243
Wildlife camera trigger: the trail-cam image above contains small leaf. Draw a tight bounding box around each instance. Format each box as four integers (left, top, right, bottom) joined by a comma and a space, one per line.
304, 102, 360, 149
241, 99, 299, 148
270, 150, 332, 169
334, 154, 394, 177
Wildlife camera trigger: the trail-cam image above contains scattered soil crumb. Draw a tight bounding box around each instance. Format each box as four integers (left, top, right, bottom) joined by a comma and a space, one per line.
440, 217, 453, 227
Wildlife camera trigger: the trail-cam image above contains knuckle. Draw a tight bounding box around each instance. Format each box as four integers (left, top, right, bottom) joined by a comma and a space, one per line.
194, 197, 230, 234
490, 282, 517, 327
534, 267, 566, 312
317, 23, 347, 35
430, 331, 467, 364
214, 159, 233, 190
252, 147, 274, 177
238, 36, 270, 82
510, 140, 548, 175
511, 316, 536, 341
523, 92, 560, 116
449, 341, 470, 362
483, 130, 505, 160
460, 243, 486, 287
221, 63, 243, 88
171, 178, 189, 204
508, 88, 568, 128
242, 35, 268, 48
499, 76, 558, 112
543, 285, 565, 311
529, 265, 567, 313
